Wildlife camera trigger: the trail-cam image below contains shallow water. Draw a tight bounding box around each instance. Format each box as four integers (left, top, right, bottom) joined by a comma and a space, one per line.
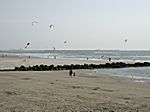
91, 67, 150, 82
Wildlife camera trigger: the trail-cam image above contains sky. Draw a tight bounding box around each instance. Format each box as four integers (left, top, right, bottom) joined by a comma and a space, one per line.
0, 0, 150, 50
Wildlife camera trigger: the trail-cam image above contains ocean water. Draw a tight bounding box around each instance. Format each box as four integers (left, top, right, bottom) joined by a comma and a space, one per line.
1, 50, 150, 62
91, 67, 150, 83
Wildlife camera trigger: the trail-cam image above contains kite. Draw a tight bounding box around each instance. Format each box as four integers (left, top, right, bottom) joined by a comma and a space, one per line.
32, 21, 38, 26
53, 47, 56, 51
49, 24, 54, 28
64, 41, 67, 44
125, 39, 128, 43
27, 42, 30, 46
25, 42, 30, 49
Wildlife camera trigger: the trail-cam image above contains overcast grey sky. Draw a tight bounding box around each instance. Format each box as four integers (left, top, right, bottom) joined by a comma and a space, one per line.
0, 0, 150, 50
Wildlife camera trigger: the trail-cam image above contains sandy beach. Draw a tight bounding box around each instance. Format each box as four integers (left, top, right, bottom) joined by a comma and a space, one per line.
0, 56, 150, 111
0, 56, 136, 70
0, 70, 150, 112
0, 56, 109, 70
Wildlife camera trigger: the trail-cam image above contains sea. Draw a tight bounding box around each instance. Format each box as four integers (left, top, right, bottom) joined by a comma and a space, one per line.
1, 49, 150, 61
90, 67, 150, 83
1, 49, 150, 82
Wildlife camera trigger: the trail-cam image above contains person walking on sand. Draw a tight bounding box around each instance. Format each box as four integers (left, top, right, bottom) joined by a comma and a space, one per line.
73, 71, 76, 77
69, 69, 73, 77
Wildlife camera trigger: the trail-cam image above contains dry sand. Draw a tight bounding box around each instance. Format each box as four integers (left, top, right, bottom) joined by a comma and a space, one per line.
0, 70, 150, 112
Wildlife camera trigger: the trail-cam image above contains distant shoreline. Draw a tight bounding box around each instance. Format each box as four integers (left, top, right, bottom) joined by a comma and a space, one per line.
1, 61, 150, 71
1, 54, 150, 71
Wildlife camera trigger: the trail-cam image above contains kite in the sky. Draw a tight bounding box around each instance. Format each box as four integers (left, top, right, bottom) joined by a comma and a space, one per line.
64, 41, 67, 44
25, 42, 30, 49
49, 24, 54, 28
125, 39, 128, 43
53, 47, 56, 51
27, 42, 30, 46
32, 21, 38, 26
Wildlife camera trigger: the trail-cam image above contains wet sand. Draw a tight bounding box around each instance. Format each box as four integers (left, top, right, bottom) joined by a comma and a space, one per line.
0, 70, 150, 112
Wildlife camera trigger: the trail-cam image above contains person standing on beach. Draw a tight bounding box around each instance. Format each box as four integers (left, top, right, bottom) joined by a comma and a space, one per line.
73, 71, 76, 77
69, 69, 73, 77
109, 58, 111, 61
